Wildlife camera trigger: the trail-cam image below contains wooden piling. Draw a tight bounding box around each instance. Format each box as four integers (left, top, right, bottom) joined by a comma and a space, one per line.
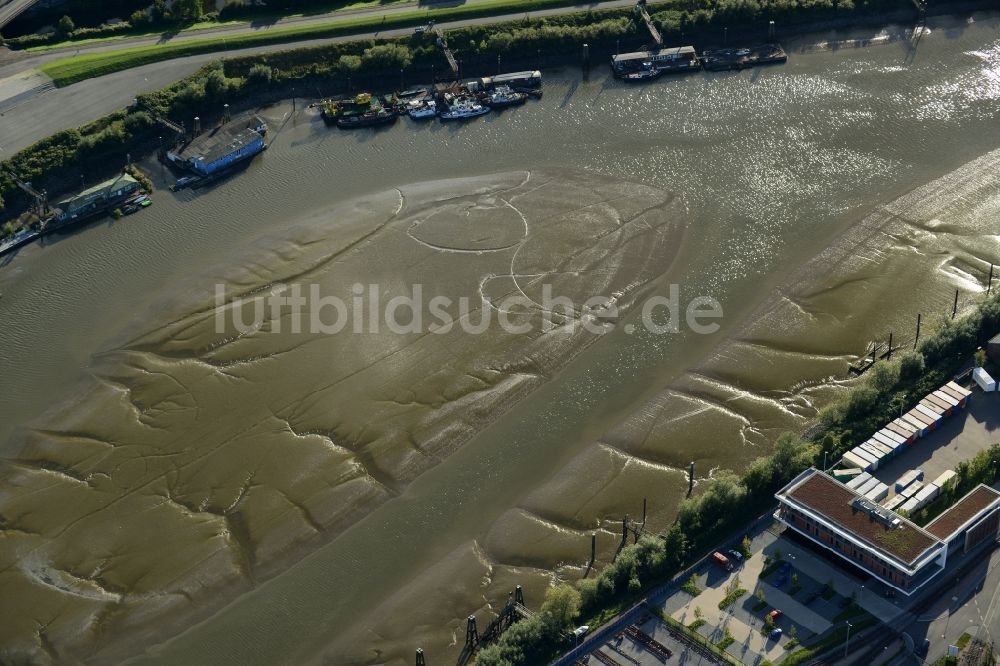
416, 648, 426, 666
988, 264, 994, 295
769, 20, 775, 39
887, 331, 893, 360
582, 43, 590, 70
687, 462, 695, 497
953, 289, 959, 319
590, 531, 597, 564
642, 497, 647, 526
914, 313, 921, 350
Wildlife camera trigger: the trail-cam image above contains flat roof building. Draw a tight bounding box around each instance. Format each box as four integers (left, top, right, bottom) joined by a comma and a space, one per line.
776, 468, 1000, 595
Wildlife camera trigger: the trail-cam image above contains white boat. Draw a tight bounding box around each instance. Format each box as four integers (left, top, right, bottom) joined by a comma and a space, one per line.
407, 99, 437, 119
439, 101, 491, 121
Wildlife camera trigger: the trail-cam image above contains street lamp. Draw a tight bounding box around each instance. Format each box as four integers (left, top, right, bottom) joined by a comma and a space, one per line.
844, 621, 852, 657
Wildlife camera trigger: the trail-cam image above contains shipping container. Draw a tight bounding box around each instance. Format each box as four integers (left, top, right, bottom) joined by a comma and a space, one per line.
902, 480, 924, 498
842, 451, 873, 472
900, 496, 920, 514
913, 484, 940, 510
973, 367, 997, 392
834, 467, 863, 482
868, 437, 895, 456
856, 477, 880, 496
884, 494, 907, 511
865, 482, 889, 503
895, 469, 923, 493
860, 442, 888, 462
932, 470, 957, 491
846, 471, 873, 489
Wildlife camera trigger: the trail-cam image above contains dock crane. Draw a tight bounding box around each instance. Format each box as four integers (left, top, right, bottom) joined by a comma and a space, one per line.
5, 170, 48, 216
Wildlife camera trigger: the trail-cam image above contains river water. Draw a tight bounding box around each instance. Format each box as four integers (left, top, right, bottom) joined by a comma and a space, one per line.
1, 12, 999, 666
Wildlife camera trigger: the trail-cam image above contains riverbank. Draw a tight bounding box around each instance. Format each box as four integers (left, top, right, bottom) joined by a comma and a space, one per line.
1, 25, 999, 664
477, 291, 1000, 665
2, 0, 995, 221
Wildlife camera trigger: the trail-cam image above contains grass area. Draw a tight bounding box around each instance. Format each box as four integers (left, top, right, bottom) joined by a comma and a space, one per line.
39, 0, 588, 87
23, 0, 410, 53
956, 632, 972, 649
717, 587, 747, 610
781, 616, 878, 666
688, 618, 706, 630
717, 633, 734, 649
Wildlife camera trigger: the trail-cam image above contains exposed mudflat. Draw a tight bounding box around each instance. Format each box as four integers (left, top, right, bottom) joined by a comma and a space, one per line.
0, 169, 684, 663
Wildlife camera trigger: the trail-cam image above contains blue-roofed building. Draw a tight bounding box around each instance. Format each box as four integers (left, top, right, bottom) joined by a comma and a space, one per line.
167, 115, 267, 176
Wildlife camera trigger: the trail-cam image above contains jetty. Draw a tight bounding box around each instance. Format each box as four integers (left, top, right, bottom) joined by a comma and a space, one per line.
452, 586, 533, 666
430, 23, 460, 78
634, 0, 662, 47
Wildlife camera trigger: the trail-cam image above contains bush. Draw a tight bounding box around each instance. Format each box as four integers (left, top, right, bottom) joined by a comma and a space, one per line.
247, 63, 274, 84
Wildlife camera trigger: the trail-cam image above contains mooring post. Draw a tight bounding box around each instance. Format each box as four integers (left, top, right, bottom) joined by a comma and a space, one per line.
769, 20, 775, 40
914, 313, 922, 350
515, 585, 524, 605
724, 27, 728, 45
953, 289, 959, 319
621, 514, 629, 548
415, 648, 426, 666
988, 264, 994, 295
582, 43, 590, 71
887, 331, 893, 360
465, 615, 479, 647
642, 497, 647, 526
687, 461, 695, 497
590, 531, 597, 564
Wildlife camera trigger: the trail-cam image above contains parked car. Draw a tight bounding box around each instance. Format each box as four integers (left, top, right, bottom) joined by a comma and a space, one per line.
769, 628, 783, 640
917, 638, 930, 656
767, 609, 783, 621
572, 625, 590, 639
712, 551, 734, 571
727, 549, 744, 563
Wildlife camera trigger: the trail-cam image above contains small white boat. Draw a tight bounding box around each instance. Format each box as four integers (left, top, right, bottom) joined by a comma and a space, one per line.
408, 99, 437, 119
439, 101, 491, 121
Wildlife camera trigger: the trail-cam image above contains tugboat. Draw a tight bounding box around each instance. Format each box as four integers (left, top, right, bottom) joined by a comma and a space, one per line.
324, 93, 398, 129
439, 99, 491, 121
337, 108, 398, 129
407, 98, 438, 119
488, 85, 527, 108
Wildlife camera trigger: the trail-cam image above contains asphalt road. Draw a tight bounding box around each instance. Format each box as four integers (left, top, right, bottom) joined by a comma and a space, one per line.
0, 0, 635, 156
0, 0, 38, 29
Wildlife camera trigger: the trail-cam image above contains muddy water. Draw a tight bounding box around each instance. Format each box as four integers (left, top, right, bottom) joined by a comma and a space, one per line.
1, 12, 1000, 666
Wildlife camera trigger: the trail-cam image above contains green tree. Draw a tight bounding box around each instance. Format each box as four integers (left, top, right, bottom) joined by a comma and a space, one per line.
741, 534, 752, 558
57, 15, 75, 35
540, 584, 580, 630
755, 588, 765, 604
174, 0, 204, 21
